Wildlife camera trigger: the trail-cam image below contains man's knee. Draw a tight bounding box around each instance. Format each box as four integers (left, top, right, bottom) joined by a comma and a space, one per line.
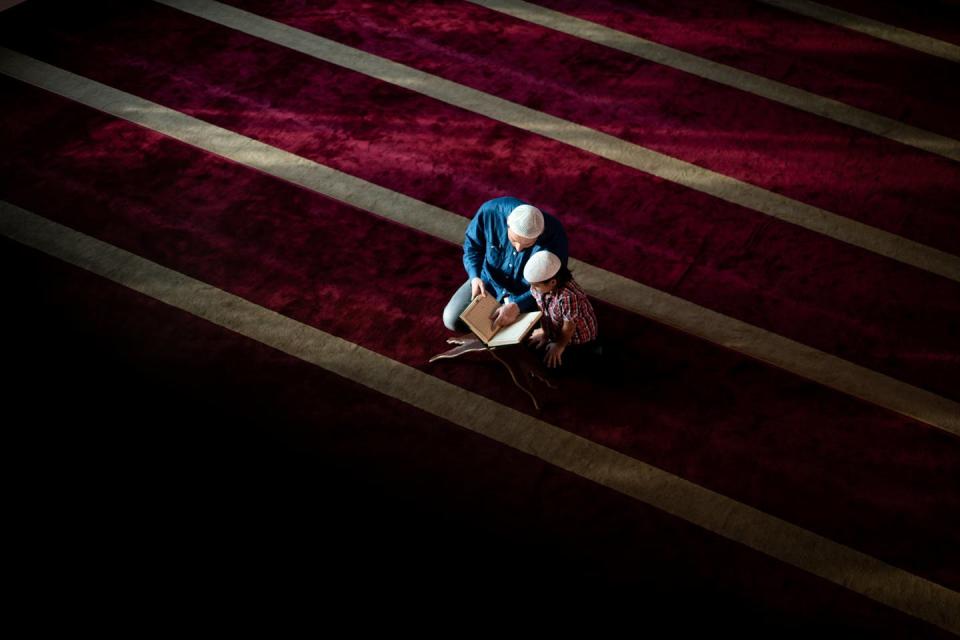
443, 307, 460, 331
443, 280, 472, 331
443, 303, 467, 332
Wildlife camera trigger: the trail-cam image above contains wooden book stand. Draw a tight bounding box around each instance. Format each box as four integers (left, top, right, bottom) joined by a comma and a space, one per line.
429, 334, 556, 411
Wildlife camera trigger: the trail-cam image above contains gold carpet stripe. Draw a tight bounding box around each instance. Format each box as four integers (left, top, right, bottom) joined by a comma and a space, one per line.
759, 0, 960, 63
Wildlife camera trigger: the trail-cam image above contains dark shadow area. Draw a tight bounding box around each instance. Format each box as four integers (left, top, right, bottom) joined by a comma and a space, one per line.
6, 239, 945, 636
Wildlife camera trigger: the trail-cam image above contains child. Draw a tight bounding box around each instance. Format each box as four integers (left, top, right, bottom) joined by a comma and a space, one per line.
522, 250, 599, 369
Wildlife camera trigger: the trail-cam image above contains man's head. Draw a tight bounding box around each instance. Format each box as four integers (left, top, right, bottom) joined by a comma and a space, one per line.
507, 204, 544, 251
524, 250, 563, 293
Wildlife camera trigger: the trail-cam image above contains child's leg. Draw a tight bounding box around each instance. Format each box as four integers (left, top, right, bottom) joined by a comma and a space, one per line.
552, 340, 603, 376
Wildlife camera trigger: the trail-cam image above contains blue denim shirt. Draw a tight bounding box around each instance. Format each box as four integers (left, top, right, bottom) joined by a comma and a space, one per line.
463, 196, 569, 313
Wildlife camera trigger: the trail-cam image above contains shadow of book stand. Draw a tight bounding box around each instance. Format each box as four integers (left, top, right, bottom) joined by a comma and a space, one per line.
429, 334, 556, 412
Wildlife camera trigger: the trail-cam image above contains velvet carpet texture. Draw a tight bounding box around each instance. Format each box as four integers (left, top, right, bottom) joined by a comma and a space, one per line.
1, 0, 957, 634
2, 8, 960, 401
534, 0, 960, 138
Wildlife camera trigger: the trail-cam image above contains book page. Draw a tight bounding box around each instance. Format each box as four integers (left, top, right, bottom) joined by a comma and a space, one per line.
459, 294, 500, 344
488, 311, 542, 347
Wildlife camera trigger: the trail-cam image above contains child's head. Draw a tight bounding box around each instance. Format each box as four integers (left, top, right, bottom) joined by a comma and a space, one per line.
524, 250, 571, 294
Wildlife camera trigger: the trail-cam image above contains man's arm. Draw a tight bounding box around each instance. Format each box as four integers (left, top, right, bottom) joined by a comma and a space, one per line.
514, 217, 566, 313
463, 207, 486, 280
510, 289, 538, 313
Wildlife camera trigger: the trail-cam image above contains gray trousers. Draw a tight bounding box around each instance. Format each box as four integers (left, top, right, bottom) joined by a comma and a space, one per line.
442, 279, 474, 332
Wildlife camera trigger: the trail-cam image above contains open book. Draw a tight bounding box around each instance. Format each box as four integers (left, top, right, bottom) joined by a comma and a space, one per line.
459, 294, 542, 347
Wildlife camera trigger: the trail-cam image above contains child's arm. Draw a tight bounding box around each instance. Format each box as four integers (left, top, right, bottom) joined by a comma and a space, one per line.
527, 326, 548, 348
545, 320, 576, 368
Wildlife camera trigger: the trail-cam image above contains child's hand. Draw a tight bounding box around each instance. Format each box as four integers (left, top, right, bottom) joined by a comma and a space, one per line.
545, 342, 565, 368
527, 328, 547, 348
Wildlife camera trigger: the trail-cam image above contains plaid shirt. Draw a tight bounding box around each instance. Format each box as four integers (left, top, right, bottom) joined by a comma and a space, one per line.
530, 279, 598, 345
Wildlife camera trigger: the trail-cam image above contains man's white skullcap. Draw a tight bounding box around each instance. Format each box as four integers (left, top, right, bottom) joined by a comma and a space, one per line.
523, 250, 561, 283
507, 204, 544, 239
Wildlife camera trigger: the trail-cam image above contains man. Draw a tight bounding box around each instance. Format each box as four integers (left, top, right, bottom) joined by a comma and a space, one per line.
443, 196, 569, 332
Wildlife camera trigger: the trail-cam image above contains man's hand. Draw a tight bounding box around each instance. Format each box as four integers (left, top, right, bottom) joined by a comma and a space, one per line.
491, 299, 520, 328
470, 277, 487, 300
527, 328, 548, 349
545, 342, 565, 368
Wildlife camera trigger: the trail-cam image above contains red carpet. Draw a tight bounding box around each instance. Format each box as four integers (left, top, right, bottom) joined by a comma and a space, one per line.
223, 0, 960, 251
4, 1, 959, 253
1, 0, 957, 634
2, 64, 959, 400
536, 0, 960, 137
2, 79, 958, 589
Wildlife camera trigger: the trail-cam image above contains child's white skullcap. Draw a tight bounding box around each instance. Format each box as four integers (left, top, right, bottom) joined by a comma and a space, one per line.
524, 250, 561, 283
507, 204, 544, 239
